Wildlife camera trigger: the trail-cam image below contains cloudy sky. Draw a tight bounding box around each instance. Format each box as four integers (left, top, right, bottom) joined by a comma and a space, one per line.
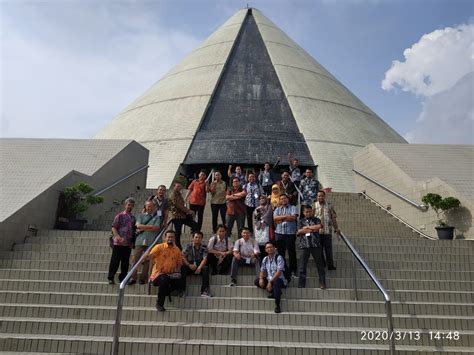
1, 0, 473, 144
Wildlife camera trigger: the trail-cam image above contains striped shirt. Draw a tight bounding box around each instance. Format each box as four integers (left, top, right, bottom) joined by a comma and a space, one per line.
260, 254, 287, 285
274, 204, 298, 235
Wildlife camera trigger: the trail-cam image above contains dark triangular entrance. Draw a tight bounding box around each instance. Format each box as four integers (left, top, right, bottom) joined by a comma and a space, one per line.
183, 9, 313, 168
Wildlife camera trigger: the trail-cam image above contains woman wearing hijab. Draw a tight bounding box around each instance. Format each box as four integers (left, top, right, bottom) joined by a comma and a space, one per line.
269, 184, 281, 210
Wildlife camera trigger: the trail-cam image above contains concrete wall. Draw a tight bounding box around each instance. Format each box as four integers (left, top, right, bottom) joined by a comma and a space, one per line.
354, 144, 473, 239
0, 142, 149, 251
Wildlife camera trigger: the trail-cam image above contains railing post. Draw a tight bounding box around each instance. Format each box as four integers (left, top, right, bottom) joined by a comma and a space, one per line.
352, 257, 358, 301
111, 286, 125, 355
385, 300, 396, 354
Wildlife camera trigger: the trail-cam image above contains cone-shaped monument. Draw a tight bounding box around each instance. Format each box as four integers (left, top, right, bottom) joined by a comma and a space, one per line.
95, 8, 406, 191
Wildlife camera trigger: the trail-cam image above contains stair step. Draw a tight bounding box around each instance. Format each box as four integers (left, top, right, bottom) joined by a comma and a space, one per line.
0, 269, 471, 290
0, 319, 472, 347
0, 333, 472, 354
1, 191, 473, 354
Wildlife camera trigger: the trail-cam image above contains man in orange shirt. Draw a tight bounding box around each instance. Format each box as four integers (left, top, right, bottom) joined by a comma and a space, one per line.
148, 230, 184, 311
185, 170, 209, 232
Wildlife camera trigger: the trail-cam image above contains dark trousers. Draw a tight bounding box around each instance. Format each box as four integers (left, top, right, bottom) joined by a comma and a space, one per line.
181, 264, 210, 292
189, 204, 205, 232
211, 203, 226, 232
320, 234, 335, 268
258, 245, 267, 263
275, 233, 297, 273
226, 214, 245, 239
246, 206, 256, 232
173, 215, 198, 250
129, 246, 150, 282
108, 245, 132, 282
153, 274, 185, 307
207, 253, 233, 274
298, 247, 326, 287
255, 277, 286, 306
262, 185, 272, 196
230, 257, 260, 280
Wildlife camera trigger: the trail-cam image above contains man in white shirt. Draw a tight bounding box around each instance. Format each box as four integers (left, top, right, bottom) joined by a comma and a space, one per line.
207, 224, 234, 275
230, 227, 260, 286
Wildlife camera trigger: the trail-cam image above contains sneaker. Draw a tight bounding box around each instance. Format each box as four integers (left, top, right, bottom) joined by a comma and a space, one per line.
128, 279, 136, 286
138, 279, 146, 285
201, 291, 212, 298
319, 282, 327, 289
156, 304, 166, 312
108, 279, 115, 285
229, 279, 237, 287
274, 305, 281, 313
177, 290, 185, 298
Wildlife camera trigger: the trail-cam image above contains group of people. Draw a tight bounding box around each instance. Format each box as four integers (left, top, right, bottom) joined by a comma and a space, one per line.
107, 155, 340, 314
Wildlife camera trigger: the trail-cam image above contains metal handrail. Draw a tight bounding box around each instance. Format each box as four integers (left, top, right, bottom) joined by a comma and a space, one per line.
353, 169, 427, 210
339, 231, 395, 354
93, 164, 149, 197
361, 191, 436, 240
111, 220, 172, 355
288, 176, 304, 200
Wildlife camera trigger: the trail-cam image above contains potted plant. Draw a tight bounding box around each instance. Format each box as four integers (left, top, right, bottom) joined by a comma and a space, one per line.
421, 193, 461, 240
56, 181, 104, 230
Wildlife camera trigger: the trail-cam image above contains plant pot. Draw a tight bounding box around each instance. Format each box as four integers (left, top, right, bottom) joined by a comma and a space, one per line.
435, 226, 455, 240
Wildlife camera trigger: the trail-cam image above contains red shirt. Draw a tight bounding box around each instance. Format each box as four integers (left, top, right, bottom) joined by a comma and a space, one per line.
188, 179, 207, 206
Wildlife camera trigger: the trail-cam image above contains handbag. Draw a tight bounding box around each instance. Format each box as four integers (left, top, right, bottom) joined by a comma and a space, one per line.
254, 224, 270, 246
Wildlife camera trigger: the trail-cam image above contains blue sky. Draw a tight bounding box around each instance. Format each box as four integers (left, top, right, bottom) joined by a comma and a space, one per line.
1, 0, 473, 143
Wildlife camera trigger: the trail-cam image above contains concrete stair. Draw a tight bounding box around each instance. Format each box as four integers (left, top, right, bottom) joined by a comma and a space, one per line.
0, 192, 472, 354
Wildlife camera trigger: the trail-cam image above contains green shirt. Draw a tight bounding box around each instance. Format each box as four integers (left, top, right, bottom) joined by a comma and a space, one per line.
135, 213, 161, 247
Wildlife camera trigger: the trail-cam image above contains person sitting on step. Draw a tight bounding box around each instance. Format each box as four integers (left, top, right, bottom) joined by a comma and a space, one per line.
181, 231, 211, 297
207, 224, 234, 275
230, 227, 260, 286
297, 205, 326, 289
255, 241, 288, 313
148, 230, 184, 312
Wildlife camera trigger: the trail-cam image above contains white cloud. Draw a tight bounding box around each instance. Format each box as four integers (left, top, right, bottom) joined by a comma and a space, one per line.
382, 23, 473, 97
0, 2, 200, 138
404, 72, 473, 144
382, 23, 474, 144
